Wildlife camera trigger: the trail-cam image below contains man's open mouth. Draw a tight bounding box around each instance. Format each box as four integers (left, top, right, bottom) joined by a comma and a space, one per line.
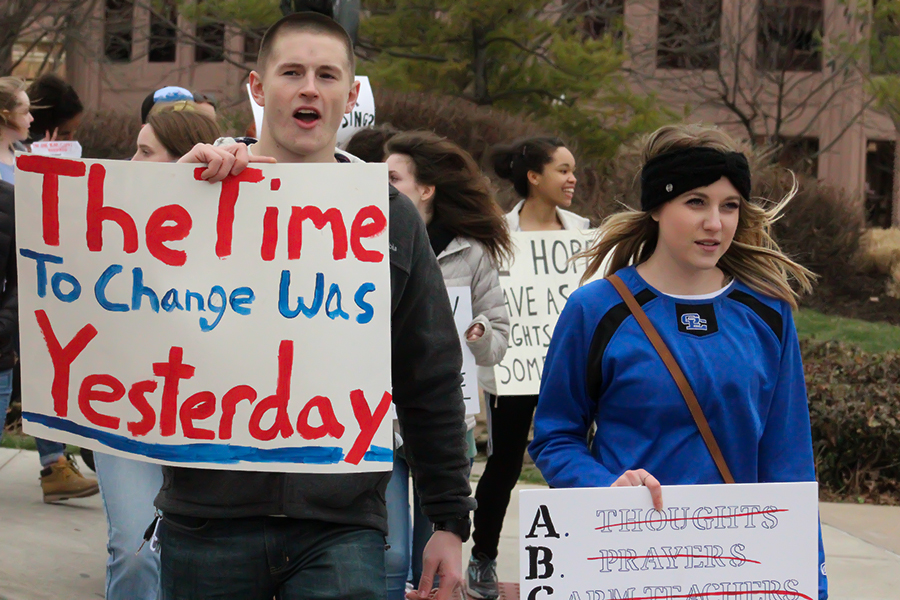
294, 108, 321, 124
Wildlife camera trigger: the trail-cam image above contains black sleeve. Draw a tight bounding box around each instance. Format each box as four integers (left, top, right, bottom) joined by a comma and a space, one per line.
389, 194, 475, 522
0, 183, 17, 364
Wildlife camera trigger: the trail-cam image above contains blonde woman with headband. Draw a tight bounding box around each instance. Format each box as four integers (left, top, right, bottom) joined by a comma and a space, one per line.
528, 124, 828, 599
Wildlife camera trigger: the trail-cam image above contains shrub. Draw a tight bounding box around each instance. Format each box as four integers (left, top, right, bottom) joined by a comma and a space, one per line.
75, 104, 251, 161
600, 134, 865, 293
855, 228, 900, 298
373, 89, 619, 221
856, 228, 900, 275
803, 339, 900, 504
77, 110, 142, 160
765, 172, 864, 292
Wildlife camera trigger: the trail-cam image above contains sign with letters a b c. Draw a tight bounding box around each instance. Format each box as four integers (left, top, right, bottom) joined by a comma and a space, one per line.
520, 483, 819, 600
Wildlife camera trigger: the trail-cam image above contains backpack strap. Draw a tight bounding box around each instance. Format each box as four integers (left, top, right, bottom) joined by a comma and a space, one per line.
608, 273, 735, 484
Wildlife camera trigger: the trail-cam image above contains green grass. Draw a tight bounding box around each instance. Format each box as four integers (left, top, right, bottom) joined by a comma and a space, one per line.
0, 432, 79, 455
519, 463, 548, 486
795, 308, 900, 354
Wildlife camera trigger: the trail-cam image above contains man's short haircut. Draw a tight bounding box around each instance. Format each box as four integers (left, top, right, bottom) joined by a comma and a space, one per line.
257, 12, 356, 74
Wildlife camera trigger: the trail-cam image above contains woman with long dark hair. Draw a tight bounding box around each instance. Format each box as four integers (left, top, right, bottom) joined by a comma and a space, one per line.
464, 136, 590, 599
383, 130, 512, 600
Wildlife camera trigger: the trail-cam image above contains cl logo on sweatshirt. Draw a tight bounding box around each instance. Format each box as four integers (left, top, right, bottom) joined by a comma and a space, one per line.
681, 313, 708, 331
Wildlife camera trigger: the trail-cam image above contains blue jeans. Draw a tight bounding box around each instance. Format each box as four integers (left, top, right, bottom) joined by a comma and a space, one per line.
96, 452, 163, 600
35, 437, 66, 467
0, 368, 12, 440
0, 367, 66, 464
159, 515, 386, 600
385, 454, 433, 600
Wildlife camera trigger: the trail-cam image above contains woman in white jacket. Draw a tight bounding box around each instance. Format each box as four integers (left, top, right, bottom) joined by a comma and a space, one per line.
383, 130, 513, 600
467, 136, 590, 599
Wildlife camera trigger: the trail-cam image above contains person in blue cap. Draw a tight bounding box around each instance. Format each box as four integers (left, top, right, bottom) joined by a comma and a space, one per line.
139, 86, 194, 124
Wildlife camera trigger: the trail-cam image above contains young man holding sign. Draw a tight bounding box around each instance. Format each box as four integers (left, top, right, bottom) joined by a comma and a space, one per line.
159, 12, 473, 600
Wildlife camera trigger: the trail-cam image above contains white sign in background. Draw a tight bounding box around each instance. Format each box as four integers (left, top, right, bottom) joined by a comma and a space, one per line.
15, 157, 392, 473
246, 83, 265, 138
337, 76, 375, 147
30, 141, 83, 158
520, 483, 819, 600
494, 230, 597, 396
446, 286, 480, 415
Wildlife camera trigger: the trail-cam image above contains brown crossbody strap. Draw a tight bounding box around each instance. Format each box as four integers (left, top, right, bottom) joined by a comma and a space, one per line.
608, 274, 735, 484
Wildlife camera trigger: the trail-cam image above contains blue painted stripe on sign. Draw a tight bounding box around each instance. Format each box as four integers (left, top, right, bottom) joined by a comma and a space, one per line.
22, 412, 362, 465
363, 445, 393, 462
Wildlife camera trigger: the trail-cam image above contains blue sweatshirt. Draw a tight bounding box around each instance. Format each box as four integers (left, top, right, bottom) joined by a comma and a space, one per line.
529, 266, 827, 599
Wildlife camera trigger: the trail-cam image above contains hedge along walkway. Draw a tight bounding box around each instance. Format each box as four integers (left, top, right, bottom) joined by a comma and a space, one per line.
795, 308, 900, 354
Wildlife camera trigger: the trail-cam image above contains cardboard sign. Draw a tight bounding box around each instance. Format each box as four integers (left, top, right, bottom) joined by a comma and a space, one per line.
520, 482, 819, 600
14, 156, 392, 473
337, 76, 375, 147
30, 141, 82, 158
446, 286, 480, 415
494, 230, 597, 396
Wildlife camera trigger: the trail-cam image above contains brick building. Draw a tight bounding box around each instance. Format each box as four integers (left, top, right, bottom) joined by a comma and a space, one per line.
12, 0, 900, 224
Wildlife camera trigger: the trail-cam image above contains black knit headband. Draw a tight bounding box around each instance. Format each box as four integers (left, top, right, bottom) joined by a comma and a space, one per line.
640, 147, 751, 212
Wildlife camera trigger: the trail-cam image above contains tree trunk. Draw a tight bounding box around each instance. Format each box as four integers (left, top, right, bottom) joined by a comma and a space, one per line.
0, 42, 12, 77
472, 24, 490, 105
892, 120, 900, 228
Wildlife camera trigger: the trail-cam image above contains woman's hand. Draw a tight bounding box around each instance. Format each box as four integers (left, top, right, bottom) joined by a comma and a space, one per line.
465, 323, 485, 341
612, 469, 663, 510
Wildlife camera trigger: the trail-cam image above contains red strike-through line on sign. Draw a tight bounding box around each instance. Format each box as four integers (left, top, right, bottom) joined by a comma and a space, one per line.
596, 590, 813, 600
596, 508, 789, 531
587, 554, 761, 565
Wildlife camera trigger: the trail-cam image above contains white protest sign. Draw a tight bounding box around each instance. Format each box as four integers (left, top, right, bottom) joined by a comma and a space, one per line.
494, 229, 597, 396
337, 76, 375, 147
446, 286, 480, 415
15, 155, 392, 473
520, 483, 819, 600
30, 141, 82, 158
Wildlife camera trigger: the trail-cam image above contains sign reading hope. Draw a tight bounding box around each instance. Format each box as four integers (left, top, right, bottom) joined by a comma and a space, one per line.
15, 156, 393, 473
520, 483, 819, 600
494, 230, 597, 396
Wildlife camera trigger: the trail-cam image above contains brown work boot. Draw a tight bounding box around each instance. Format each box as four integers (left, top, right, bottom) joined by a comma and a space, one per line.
40, 454, 100, 503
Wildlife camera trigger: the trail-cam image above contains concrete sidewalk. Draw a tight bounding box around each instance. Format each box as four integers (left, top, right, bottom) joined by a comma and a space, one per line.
2, 447, 900, 599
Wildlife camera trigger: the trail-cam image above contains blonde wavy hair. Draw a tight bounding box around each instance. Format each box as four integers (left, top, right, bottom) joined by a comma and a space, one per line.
579, 123, 815, 308
0, 77, 27, 130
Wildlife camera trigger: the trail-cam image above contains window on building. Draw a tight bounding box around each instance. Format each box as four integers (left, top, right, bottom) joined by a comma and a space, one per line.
243, 27, 267, 63
195, 22, 225, 63
656, 0, 721, 70
866, 140, 895, 228
777, 136, 819, 176
579, 0, 626, 40
149, 0, 177, 63
757, 0, 823, 72
104, 0, 133, 62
